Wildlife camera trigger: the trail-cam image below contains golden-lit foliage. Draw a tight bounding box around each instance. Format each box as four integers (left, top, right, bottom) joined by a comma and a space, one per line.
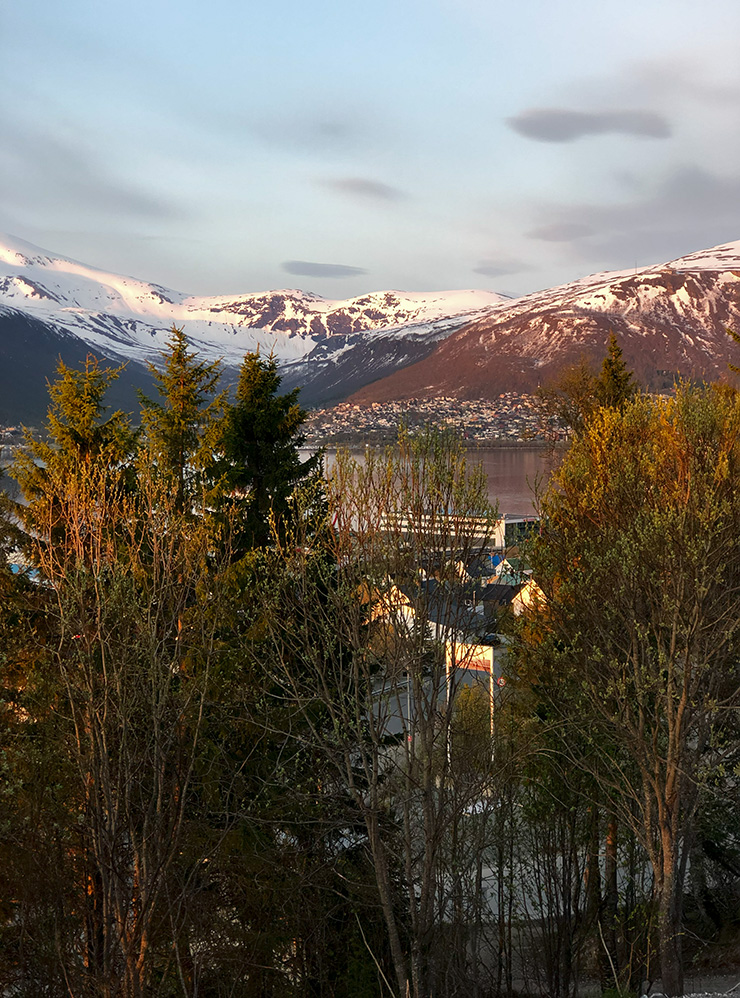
517, 383, 740, 997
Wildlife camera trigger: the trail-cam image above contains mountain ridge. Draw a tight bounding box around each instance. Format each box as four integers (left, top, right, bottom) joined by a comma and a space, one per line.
0, 232, 508, 416
0, 232, 504, 361
2, 232, 740, 421
349, 242, 740, 403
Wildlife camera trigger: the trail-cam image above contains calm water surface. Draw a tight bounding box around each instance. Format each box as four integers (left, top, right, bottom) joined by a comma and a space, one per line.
314, 446, 561, 517
474, 447, 560, 515
2, 447, 559, 517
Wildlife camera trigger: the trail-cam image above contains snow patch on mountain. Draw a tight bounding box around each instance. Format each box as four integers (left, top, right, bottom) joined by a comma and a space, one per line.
0, 233, 507, 372
6, 231, 740, 408
658, 241, 740, 271
349, 239, 740, 404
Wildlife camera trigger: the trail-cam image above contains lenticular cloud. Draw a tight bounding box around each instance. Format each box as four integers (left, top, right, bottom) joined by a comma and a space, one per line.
507, 107, 671, 143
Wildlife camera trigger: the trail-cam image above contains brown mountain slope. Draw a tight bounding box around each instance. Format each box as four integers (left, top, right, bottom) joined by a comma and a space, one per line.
348, 255, 740, 402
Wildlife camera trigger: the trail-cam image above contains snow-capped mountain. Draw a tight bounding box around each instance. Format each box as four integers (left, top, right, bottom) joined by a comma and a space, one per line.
3, 232, 740, 423
0, 233, 506, 414
350, 242, 740, 403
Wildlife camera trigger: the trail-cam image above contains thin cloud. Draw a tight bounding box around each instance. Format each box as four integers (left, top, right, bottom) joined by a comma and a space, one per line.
0, 115, 184, 223
612, 55, 740, 111
527, 222, 594, 242
320, 177, 406, 202
473, 258, 532, 277
282, 260, 368, 278
253, 114, 358, 156
507, 107, 671, 143
533, 165, 740, 268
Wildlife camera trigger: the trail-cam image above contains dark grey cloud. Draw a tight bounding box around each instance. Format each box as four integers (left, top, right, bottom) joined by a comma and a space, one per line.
282, 260, 368, 278
320, 177, 406, 202
507, 107, 672, 143
473, 258, 532, 278
527, 222, 594, 242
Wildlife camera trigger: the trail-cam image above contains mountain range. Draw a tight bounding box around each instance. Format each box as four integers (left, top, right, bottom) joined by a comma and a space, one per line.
0, 233, 503, 421
350, 243, 740, 403
1, 232, 739, 423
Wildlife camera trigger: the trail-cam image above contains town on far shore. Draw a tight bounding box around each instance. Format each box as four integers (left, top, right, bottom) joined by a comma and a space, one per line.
1, 393, 557, 457
304, 393, 561, 447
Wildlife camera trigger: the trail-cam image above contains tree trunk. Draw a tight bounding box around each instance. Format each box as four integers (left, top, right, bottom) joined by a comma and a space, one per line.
600, 815, 619, 988
366, 812, 409, 998
658, 849, 684, 997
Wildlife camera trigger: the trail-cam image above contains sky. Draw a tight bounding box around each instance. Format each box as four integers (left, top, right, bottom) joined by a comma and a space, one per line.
2, 0, 740, 300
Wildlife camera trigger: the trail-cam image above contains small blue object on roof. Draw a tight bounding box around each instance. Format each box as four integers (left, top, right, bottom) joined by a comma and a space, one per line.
10, 563, 40, 582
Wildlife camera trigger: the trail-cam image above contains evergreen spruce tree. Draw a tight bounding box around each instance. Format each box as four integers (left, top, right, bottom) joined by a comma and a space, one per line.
221, 351, 322, 551
139, 325, 225, 513
537, 333, 637, 438
12, 355, 134, 575
727, 327, 740, 374
595, 332, 636, 408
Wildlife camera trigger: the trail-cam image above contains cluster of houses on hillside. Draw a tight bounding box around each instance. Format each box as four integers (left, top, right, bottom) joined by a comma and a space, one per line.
305, 395, 550, 446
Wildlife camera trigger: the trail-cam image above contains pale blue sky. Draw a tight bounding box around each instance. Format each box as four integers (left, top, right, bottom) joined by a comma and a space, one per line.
2, 0, 740, 298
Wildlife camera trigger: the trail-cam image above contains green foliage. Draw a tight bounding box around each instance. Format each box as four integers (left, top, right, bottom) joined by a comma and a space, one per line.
12, 355, 135, 576
41, 354, 133, 464
2, 344, 394, 997
602, 988, 637, 998
221, 351, 322, 551
595, 332, 636, 408
139, 325, 225, 512
5, 349, 740, 997
516, 385, 740, 995
536, 332, 637, 436
16, 354, 133, 480
537, 356, 600, 436
727, 326, 740, 374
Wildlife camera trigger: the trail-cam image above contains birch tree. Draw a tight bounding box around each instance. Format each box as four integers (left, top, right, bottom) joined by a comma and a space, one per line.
515, 386, 740, 996
257, 428, 514, 998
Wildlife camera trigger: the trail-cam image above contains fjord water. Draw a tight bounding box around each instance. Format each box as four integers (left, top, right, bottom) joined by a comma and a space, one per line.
3, 444, 558, 515
317, 445, 559, 517
475, 446, 559, 515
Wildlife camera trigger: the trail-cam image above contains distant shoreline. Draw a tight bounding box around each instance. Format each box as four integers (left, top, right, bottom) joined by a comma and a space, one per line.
306, 438, 564, 452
